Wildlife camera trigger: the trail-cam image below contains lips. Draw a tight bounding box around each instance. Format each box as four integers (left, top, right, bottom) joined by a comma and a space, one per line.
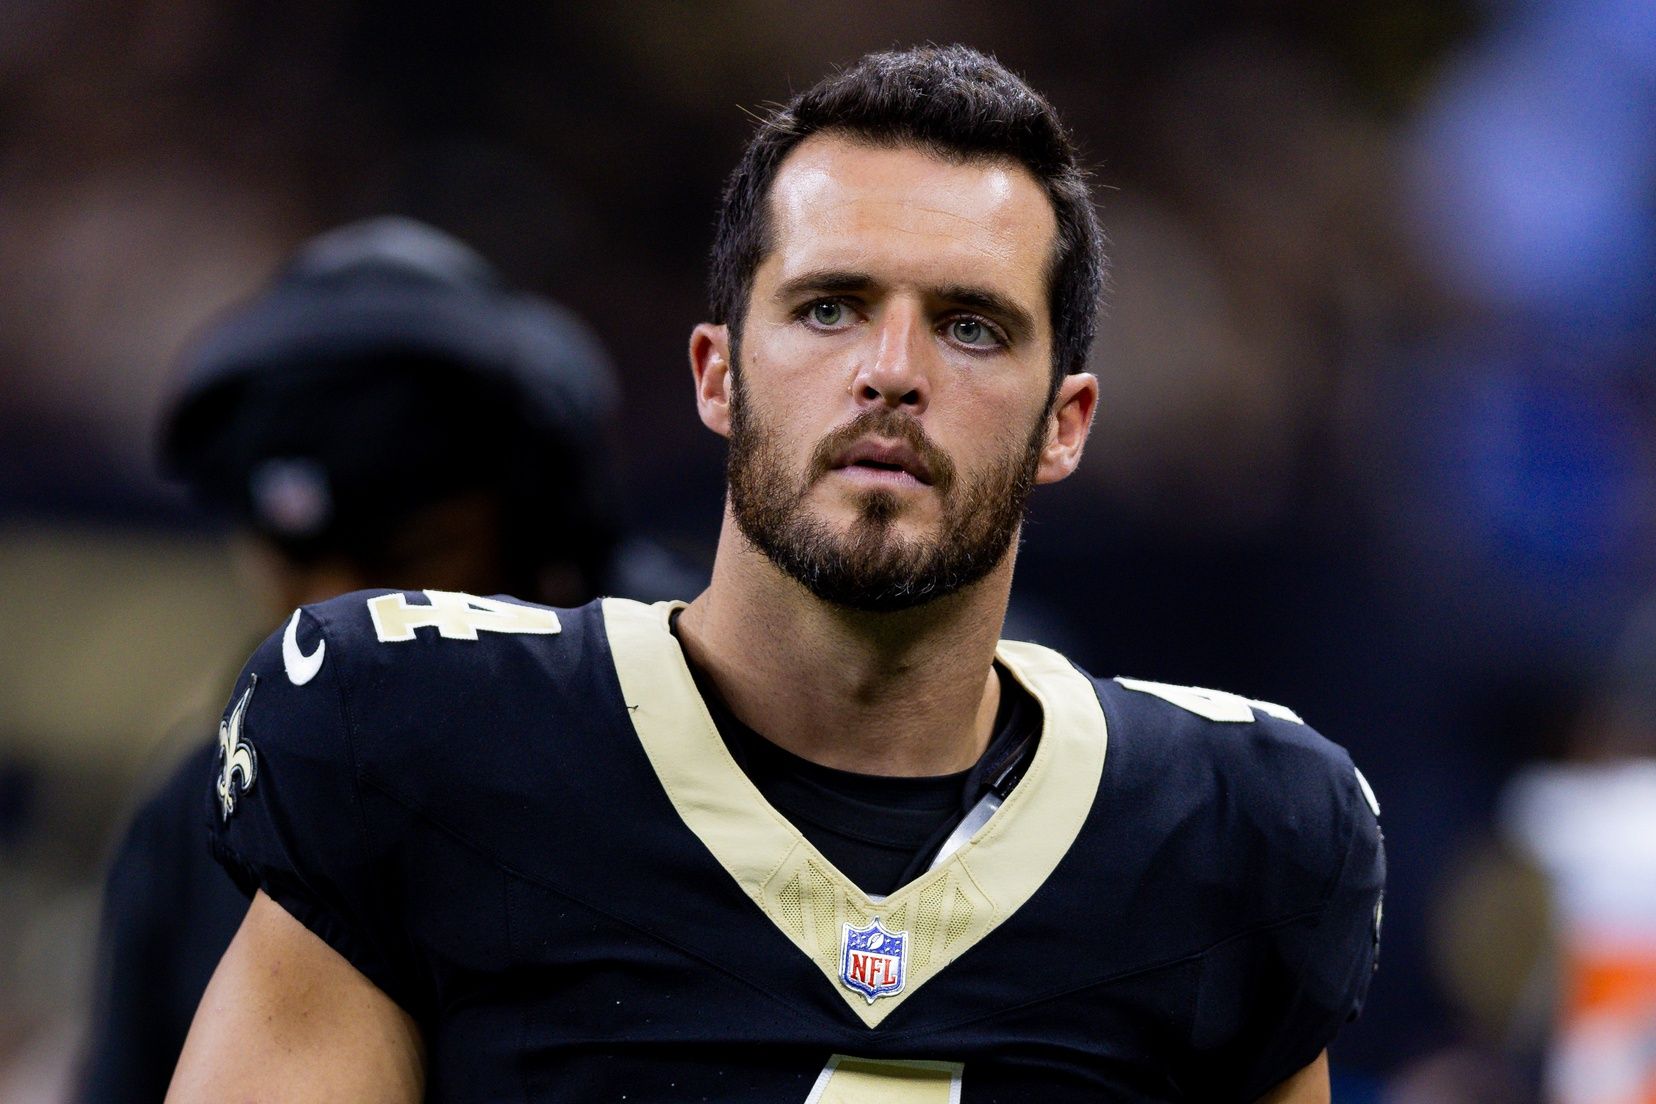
832, 438, 935, 485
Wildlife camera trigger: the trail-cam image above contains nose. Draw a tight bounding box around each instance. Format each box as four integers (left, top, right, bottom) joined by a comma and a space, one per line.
851, 304, 929, 412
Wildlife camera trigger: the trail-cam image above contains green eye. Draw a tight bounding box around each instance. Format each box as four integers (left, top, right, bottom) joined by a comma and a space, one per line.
950, 318, 993, 346
810, 301, 844, 326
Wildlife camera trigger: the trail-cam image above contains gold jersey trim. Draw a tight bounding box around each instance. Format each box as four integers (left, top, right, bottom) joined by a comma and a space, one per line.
602, 597, 1108, 1027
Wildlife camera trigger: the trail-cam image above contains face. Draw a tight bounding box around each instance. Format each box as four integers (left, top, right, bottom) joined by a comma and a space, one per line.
694, 134, 1095, 611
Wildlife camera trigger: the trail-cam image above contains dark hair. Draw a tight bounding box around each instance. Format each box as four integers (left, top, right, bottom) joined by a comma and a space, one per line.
709, 44, 1105, 382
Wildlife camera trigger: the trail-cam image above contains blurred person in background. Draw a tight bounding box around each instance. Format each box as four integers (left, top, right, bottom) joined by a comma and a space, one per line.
72, 215, 698, 1103
1494, 593, 1656, 1104
1387, 589, 1656, 1104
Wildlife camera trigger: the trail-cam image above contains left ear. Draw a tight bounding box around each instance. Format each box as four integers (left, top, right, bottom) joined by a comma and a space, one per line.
1034, 372, 1098, 485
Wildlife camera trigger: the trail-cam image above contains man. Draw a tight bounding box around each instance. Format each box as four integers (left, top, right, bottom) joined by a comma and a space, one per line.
77, 216, 692, 1103
168, 48, 1382, 1102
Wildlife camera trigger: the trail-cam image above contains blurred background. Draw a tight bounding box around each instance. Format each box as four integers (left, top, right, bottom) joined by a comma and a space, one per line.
3, 1, 1654, 1100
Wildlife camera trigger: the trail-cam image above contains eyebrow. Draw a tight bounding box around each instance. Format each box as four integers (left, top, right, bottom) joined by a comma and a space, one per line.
772, 269, 875, 303
773, 269, 1038, 341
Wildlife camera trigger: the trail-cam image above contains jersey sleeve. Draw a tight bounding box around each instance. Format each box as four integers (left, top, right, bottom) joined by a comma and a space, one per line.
205, 603, 424, 1015
1210, 735, 1386, 1102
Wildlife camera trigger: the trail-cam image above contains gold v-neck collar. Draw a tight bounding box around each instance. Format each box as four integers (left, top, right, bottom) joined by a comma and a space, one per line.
602, 597, 1108, 1027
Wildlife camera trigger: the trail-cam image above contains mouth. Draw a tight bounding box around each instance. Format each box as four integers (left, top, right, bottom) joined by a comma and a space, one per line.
830, 438, 935, 486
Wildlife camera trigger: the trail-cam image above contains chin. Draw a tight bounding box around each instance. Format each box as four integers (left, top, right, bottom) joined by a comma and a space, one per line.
831, 516, 940, 554
825, 488, 936, 529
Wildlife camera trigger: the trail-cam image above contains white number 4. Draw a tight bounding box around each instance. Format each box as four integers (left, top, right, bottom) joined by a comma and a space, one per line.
368, 590, 561, 642
1116, 677, 1302, 724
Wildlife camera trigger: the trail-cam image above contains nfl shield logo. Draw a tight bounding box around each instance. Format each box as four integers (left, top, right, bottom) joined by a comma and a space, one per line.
840, 918, 909, 1003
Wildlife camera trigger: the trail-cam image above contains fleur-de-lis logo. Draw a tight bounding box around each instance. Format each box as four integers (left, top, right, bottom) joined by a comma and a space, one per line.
217, 676, 259, 820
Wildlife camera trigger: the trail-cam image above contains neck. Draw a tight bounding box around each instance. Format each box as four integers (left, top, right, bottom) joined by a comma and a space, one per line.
675, 508, 1013, 776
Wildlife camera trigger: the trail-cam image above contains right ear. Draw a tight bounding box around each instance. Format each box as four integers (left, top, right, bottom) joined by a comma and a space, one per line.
690, 322, 733, 438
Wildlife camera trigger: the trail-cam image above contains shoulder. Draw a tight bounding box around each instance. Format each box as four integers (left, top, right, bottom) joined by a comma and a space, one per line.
1092, 674, 1369, 818
273, 588, 615, 720
295, 587, 596, 679
1086, 672, 1381, 915
1073, 673, 1387, 1094
218, 589, 615, 811
261, 586, 618, 773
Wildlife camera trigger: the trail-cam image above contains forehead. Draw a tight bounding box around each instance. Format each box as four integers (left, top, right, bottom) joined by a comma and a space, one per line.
759, 133, 1057, 308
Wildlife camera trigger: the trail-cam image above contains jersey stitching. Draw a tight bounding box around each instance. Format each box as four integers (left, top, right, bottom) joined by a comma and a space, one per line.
1316, 756, 1364, 906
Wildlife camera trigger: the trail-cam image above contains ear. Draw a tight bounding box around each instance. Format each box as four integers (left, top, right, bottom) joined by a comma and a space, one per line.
1034, 372, 1098, 485
689, 322, 734, 438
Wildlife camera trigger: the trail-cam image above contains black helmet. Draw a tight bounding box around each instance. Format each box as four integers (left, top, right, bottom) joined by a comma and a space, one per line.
158, 217, 621, 580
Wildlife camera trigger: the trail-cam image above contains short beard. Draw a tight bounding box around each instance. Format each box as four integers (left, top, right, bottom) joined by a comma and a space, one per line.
725, 371, 1046, 612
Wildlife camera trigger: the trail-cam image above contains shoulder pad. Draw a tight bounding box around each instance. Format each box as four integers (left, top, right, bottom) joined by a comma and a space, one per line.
1095, 673, 1379, 913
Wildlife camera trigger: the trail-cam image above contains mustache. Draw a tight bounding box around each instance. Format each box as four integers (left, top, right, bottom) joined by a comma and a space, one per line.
807, 408, 956, 494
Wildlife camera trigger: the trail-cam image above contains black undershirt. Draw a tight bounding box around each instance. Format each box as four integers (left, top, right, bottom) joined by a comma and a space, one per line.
671, 615, 1041, 897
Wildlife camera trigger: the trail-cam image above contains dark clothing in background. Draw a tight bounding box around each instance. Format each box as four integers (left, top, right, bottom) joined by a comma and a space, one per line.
76, 740, 247, 1103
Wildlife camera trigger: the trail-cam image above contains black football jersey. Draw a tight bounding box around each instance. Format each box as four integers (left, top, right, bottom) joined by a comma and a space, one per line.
207, 589, 1384, 1102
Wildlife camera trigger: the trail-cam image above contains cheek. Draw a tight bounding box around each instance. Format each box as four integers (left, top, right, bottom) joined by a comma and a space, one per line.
955, 382, 1047, 456
734, 376, 831, 474
741, 333, 855, 433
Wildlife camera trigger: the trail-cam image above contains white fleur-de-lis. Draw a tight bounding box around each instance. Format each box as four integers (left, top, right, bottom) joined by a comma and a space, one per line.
217, 676, 259, 820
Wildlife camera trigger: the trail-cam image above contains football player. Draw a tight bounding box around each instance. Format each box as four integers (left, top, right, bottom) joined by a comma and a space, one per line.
77, 216, 695, 1104
168, 47, 1383, 1103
